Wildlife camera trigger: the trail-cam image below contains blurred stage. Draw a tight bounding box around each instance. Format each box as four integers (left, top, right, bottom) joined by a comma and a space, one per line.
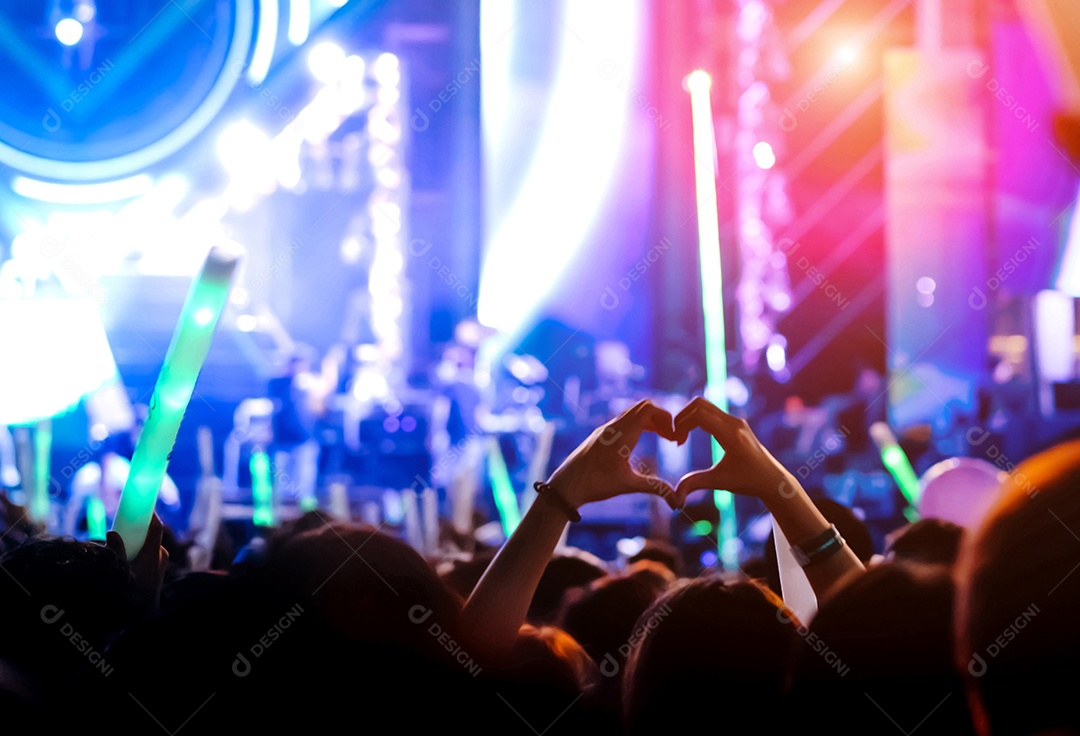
1, 0, 1079, 570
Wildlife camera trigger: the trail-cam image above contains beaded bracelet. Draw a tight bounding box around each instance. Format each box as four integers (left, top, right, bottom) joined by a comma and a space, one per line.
533, 481, 582, 523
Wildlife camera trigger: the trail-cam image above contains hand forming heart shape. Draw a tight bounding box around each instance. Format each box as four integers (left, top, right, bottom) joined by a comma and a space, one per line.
545, 397, 796, 513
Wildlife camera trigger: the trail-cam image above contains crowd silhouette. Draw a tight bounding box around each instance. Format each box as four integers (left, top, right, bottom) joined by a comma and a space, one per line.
1, 396, 1078, 735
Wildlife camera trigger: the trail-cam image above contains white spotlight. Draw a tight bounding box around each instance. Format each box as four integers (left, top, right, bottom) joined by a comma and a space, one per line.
55, 18, 84, 46
308, 41, 347, 83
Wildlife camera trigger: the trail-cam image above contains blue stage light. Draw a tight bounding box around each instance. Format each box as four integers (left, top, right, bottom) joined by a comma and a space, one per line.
55, 18, 84, 46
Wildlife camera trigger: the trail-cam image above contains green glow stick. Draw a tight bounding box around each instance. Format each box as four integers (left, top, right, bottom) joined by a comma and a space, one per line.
32, 419, 51, 525
870, 422, 921, 517
486, 437, 521, 537
87, 496, 107, 540
250, 449, 274, 526
687, 70, 737, 569
111, 245, 242, 557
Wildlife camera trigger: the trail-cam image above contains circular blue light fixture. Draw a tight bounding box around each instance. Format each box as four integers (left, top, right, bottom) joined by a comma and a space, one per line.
55, 18, 84, 46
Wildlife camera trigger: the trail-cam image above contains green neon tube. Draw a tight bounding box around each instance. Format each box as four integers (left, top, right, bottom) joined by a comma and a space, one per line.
486, 437, 521, 537
870, 422, 921, 516
32, 419, 51, 525
111, 245, 242, 557
250, 449, 274, 527
687, 70, 737, 569
87, 496, 107, 540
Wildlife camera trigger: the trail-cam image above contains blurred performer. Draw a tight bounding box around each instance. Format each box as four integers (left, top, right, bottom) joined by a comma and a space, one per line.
268, 344, 340, 508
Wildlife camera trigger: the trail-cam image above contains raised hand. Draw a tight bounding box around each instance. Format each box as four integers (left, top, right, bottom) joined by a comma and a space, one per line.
106, 512, 169, 610
672, 396, 794, 508
672, 396, 865, 600
547, 399, 679, 511
464, 400, 678, 655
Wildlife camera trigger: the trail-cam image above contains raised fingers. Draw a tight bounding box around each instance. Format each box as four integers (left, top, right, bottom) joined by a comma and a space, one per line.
672, 465, 724, 508
673, 397, 743, 445
612, 399, 676, 444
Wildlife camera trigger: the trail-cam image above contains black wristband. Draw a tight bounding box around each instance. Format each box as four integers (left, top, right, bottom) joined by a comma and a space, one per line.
534, 482, 581, 523
791, 524, 846, 568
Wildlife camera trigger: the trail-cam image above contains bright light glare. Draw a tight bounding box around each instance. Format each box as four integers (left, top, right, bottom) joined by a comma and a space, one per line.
236, 314, 257, 332
837, 45, 857, 66
288, 0, 310, 45
194, 308, 214, 326
308, 41, 346, 83
752, 141, 776, 169
216, 120, 270, 175
55, 18, 83, 46
766, 341, 787, 372
686, 69, 712, 92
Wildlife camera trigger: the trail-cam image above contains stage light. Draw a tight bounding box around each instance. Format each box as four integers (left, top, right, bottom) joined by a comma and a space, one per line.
837, 45, 858, 66
766, 339, 787, 372
752, 141, 776, 169
617, 536, 646, 557
688, 60, 738, 569
12, 175, 153, 204
372, 53, 401, 87
236, 314, 257, 332
1056, 182, 1080, 296
686, 69, 712, 93
247, 0, 279, 84
478, 0, 637, 343
217, 120, 270, 173
55, 18, 83, 46
74, 2, 95, 22
725, 376, 750, 407
340, 236, 362, 264
288, 0, 310, 45
308, 41, 346, 83
916, 276, 936, 294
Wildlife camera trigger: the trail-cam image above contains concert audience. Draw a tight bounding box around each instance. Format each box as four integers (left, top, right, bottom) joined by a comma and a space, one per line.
0, 399, 1077, 735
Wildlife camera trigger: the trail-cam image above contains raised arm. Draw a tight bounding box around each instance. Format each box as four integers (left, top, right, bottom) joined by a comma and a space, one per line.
673, 397, 864, 602
462, 400, 677, 656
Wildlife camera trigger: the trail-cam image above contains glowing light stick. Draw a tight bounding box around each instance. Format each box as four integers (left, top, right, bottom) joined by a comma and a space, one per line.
86, 497, 107, 541
687, 69, 737, 569
870, 422, 921, 519
32, 420, 51, 525
111, 245, 242, 557
486, 436, 521, 537
250, 450, 274, 527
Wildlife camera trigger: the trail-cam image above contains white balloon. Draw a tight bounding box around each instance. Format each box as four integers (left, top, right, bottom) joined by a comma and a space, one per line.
918, 457, 1007, 529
